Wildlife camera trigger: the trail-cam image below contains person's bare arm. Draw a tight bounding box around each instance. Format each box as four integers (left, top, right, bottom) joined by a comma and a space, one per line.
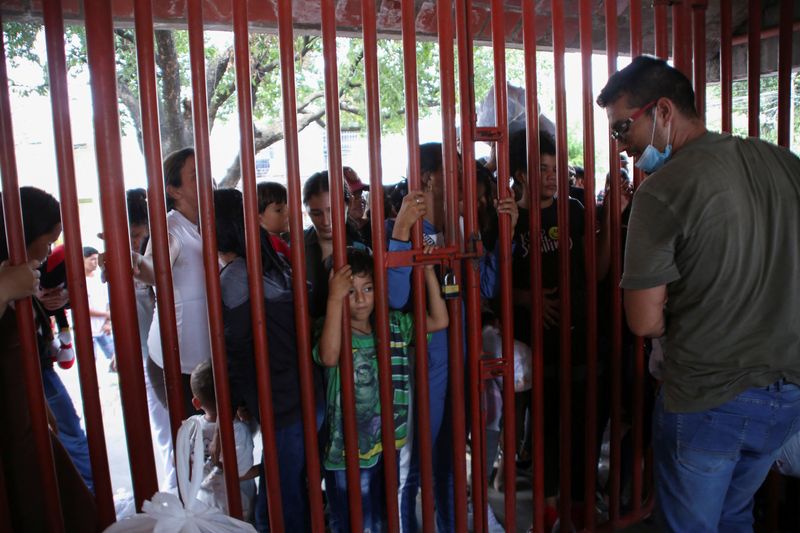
424, 259, 449, 332
133, 233, 181, 286
624, 285, 667, 337
318, 265, 353, 367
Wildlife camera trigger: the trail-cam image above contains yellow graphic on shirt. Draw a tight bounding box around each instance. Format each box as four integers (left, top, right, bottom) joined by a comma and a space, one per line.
548, 226, 559, 241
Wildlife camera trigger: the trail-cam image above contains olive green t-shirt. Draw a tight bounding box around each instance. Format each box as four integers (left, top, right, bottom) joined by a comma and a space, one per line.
621, 132, 800, 413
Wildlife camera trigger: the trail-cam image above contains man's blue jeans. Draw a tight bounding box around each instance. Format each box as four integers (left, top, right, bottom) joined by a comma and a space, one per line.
255, 419, 313, 532
654, 380, 800, 532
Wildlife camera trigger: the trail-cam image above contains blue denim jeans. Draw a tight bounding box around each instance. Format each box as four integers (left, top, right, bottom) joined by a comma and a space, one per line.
325, 459, 386, 533
93, 333, 115, 360
255, 419, 314, 532
399, 330, 455, 532
654, 380, 800, 532
42, 366, 94, 493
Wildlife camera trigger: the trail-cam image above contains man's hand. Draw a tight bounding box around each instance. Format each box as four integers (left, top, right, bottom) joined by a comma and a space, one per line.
328, 265, 354, 303
392, 191, 427, 241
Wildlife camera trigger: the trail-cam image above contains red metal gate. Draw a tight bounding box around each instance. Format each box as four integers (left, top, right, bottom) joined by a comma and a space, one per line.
1, 0, 797, 532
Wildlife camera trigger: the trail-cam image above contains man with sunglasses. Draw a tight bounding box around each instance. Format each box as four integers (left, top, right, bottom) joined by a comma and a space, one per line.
597, 55, 800, 532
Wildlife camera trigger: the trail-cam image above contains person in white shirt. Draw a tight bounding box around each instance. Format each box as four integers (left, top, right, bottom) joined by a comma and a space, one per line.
83, 246, 115, 370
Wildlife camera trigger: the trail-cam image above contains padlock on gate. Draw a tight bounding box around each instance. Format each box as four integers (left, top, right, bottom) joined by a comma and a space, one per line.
441, 269, 460, 300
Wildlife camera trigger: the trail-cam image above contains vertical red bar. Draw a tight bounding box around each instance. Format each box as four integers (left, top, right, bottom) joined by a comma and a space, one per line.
231, 1, 285, 528
132, 0, 186, 444
629, 0, 646, 519
41, 0, 115, 526
777, 0, 793, 148
551, 1, 573, 528
454, 1, 488, 531
630, 0, 642, 56
320, 0, 364, 528
520, 0, 545, 528
720, 0, 732, 134
185, 0, 243, 518
454, 0, 487, 530
604, 0, 623, 525
580, 0, 598, 528
360, 2, 400, 530
0, 17, 65, 532
274, 0, 326, 528
399, 0, 437, 529
672, 1, 692, 78
487, 0, 518, 527
84, 0, 159, 509
747, 0, 760, 137
654, 1, 669, 60
692, 1, 707, 121
435, 0, 469, 529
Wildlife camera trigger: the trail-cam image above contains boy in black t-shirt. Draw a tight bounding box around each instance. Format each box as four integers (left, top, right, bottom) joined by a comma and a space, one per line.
509, 129, 591, 526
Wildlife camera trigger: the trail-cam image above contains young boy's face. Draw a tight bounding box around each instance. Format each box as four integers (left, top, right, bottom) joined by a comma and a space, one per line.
259, 201, 290, 234
349, 273, 375, 323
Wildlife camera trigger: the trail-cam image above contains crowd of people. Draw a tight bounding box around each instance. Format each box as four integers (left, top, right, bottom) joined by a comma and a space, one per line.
2, 55, 800, 533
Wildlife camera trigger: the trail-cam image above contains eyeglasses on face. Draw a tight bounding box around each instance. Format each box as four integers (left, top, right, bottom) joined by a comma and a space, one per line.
610, 100, 657, 141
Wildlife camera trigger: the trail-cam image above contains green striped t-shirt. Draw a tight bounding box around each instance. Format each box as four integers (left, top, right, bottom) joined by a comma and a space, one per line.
313, 311, 414, 470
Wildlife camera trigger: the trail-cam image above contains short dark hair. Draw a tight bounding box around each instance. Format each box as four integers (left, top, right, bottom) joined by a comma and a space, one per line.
83, 246, 99, 258
419, 143, 443, 174
257, 181, 288, 213
596, 55, 698, 117
347, 247, 373, 279
508, 129, 555, 177
163, 147, 194, 211
0, 186, 61, 262
303, 170, 350, 206
190, 360, 216, 411
213, 188, 247, 259
126, 188, 148, 228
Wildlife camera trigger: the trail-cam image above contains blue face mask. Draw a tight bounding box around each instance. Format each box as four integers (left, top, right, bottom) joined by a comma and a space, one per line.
635, 117, 671, 174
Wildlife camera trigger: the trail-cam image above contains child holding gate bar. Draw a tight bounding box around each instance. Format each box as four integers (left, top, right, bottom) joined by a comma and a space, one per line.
314, 247, 449, 532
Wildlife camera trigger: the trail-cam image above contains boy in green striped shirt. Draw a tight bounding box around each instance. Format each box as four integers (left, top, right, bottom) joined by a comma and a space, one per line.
314, 246, 449, 532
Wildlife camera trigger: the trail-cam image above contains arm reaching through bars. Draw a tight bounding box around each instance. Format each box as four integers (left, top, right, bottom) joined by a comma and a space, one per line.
316, 264, 353, 367
423, 250, 449, 333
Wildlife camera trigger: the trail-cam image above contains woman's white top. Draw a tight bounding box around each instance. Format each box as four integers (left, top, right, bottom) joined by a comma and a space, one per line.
147, 210, 212, 374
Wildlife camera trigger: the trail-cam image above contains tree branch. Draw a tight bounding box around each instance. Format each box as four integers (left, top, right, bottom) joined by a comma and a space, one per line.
218, 99, 327, 188
207, 46, 233, 128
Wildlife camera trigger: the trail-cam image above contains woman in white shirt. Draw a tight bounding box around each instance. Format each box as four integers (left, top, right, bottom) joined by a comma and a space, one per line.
133, 148, 211, 421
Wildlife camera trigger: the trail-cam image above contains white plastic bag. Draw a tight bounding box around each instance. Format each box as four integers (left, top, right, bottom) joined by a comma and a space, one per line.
476, 81, 556, 137
775, 430, 800, 478
104, 418, 256, 533
482, 324, 532, 392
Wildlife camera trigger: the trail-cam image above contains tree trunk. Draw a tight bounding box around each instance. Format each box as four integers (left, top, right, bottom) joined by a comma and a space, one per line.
155, 30, 192, 155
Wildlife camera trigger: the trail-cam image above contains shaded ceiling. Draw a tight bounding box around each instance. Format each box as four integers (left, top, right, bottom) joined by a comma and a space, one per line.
2, 0, 799, 80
